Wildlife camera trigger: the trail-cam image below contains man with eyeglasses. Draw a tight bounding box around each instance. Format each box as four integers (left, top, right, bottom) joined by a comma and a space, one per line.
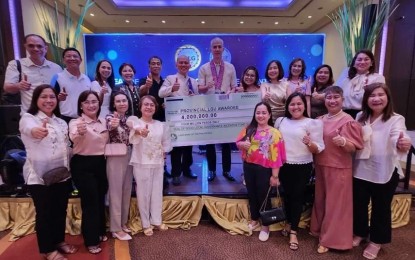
159, 55, 198, 186
197, 37, 237, 182
4, 34, 62, 115
53, 47, 98, 123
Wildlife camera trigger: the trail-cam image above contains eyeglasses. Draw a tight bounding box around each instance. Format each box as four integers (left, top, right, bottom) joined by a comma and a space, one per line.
64, 55, 80, 59
26, 44, 45, 49
82, 100, 99, 105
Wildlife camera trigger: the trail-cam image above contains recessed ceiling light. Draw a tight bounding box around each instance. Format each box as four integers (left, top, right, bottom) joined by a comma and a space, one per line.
125, 20, 130, 23
201, 21, 205, 24
308, 15, 312, 19
240, 21, 244, 24
274, 21, 279, 25
90, 13, 94, 17
162, 20, 166, 24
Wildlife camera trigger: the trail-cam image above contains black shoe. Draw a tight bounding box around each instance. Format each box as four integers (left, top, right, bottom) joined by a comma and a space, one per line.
172, 177, 181, 186
207, 171, 216, 182
183, 170, 197, 179
223, 171, 236, 182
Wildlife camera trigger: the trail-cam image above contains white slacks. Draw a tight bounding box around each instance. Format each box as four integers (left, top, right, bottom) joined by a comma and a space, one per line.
133, 166, 164, 228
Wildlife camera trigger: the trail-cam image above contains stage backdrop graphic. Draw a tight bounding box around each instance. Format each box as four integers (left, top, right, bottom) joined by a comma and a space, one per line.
83, 34, 325, 84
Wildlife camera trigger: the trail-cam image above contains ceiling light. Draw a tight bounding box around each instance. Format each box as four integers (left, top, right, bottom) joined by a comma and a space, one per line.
274, 21, 279, 25
308, 15, 312, 19
125, 20, 130, 23
162, 20, 166, 24
90, 13, 94, 17
201, 21, 205, 24
240, 21, 244, 24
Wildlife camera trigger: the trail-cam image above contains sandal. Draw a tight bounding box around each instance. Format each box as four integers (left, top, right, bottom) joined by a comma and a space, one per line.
281, 224, 291, 237
317, 245, 329, 254
44, 250, 67, 260
353, 235, 365, 247
143, 227, 154, 236
57, 242, 78, 254
248, 221, 260, 231
122, 226, 132, 233
100, 235, 108, 242
363, 242, 381, 259
289, 232, 299, 251
154, 224, 168, 231
87, 245, 102, 254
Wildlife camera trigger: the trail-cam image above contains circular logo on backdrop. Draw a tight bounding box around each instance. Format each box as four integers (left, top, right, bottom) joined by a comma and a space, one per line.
175, 45, 202, 71
209, 47, 232, 63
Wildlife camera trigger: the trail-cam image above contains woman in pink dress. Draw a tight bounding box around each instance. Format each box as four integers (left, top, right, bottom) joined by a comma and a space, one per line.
310, 86, 363, 253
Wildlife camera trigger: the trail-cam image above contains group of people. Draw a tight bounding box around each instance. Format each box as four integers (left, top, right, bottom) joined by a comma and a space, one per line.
236, 50, 412, 260
2, 33, 412, 260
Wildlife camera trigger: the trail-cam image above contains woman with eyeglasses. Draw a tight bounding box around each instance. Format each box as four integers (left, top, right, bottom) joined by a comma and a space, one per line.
310, 86, 363, 254
69, 90, 109, 254
240, 66, 261, 92
127, 95, 172, 236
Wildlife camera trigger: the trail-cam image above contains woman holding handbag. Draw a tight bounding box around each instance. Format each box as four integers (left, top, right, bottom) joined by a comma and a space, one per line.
275, 92, 325, 250
20, 84, 77, 260
105, 91, 134, 240
69, 90, 109, 254
236, 102, 285, 242
127, 95, 172, 236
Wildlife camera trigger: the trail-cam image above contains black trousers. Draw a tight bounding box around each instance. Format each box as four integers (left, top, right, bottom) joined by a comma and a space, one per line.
353, 170, 399, 244
170, 146, 193, 177
279, 163, 312, 231
70, 154, 108, 247
243, 162, 271, 225
28, 180, 72, 254
206, 143, 231, 172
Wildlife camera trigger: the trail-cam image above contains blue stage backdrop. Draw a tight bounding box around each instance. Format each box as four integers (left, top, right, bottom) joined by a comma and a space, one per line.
83, 34, 325, 84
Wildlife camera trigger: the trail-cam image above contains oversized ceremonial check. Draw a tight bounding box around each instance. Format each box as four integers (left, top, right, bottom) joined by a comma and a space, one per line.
165, 92, 262, 146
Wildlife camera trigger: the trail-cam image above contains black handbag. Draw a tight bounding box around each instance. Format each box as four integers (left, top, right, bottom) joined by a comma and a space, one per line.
259, 186, 286, 226
42, 166, 70, 186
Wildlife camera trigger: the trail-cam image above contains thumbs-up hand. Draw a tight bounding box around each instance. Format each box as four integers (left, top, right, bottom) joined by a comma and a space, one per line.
77, 117, 87, 136
397, 131, 411, 152
141, 124, 150, 137
172, 77, 180, 92
312, 87, 319, 98
332, 129, 346, 147
31, 118, 49, 139
145, 73, 153, 88
100, 83, 109, 95
18, 73, 31, 91
58, 86, 68, 101
302, 130, 312, 146
263, 86, 271, 100
109, 112, 120, 129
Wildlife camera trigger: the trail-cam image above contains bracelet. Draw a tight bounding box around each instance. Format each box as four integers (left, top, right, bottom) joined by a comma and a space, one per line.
271, 175, 278, 179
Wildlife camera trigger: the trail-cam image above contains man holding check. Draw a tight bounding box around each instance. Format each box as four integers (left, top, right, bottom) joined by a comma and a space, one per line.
198, 37, 238, 182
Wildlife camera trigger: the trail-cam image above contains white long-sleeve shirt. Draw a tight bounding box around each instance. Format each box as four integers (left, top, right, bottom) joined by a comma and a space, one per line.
354, 113, 410, 183
275, 117, 325, 164
127, 116, 172, 168
158, 73, 198, 98
19, 112, 70, 185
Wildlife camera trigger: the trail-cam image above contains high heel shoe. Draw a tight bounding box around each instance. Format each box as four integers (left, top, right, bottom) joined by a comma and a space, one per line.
112, 232, 132, 241
154, 224, 168, 231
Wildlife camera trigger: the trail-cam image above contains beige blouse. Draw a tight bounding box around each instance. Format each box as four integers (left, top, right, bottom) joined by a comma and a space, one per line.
261, 81, 290, 122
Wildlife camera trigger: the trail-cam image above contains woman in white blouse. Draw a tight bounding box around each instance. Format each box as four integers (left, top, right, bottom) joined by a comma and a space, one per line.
353, 83, 412, 259
337, 50, 385, 119
127, 95, 172, 236
275, 92, 324, 251
91, 60, 115, 117
20, 84, 77, 260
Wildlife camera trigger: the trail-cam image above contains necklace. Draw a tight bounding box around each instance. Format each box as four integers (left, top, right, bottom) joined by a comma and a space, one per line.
326, 110, 343, 119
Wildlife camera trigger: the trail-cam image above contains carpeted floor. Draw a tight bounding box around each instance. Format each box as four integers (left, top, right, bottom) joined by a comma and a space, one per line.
129, 210, 415, 260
